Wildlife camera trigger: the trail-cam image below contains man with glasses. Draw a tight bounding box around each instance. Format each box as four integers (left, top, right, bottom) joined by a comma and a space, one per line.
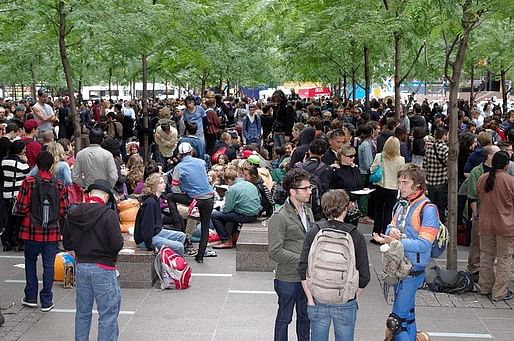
269, 168, 314, 341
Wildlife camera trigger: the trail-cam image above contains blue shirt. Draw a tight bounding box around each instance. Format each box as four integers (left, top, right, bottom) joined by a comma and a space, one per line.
183, 106, 206, 139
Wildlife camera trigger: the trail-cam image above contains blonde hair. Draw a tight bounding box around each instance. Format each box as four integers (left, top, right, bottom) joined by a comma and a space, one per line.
382, 136, 401, 160
46, 142, 66, 175
142, 173, 162, 196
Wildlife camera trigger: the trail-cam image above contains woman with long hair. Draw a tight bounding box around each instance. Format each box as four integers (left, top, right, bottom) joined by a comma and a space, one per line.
370, 136, 405, 243
477, 151, 514, 301
126, 154, 144, 194
30, 142, 72, 186
134, 173, 186, 255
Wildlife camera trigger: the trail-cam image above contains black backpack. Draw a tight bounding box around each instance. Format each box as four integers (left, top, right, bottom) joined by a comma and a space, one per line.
295, 161, 327, 219
30, 175, 60, 229
424, 265, 474, 294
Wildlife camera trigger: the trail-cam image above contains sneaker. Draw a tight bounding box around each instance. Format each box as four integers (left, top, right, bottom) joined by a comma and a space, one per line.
184, 246, 198, 257
40, 304, 54, 312
493, 290, 514, 301
21, 297, 37, 308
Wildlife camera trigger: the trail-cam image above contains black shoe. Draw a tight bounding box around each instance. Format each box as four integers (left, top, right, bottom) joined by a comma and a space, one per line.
3, 242, 13, 252
194, 256, 204, 263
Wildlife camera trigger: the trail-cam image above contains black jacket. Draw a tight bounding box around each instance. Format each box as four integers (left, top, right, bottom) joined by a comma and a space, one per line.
134, 195, 162, 250
289, 128, 315, 167
329, 165, 364, 201
298, 219, 370, 289
64, 203, 124, 267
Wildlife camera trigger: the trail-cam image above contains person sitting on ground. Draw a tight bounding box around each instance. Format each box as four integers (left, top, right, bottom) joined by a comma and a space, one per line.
134, 173, 186, 256
210, 168, 262, 249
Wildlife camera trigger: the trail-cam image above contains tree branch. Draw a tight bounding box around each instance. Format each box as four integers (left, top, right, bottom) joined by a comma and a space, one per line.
399, 43, 424, 84
383, 0, 389, 11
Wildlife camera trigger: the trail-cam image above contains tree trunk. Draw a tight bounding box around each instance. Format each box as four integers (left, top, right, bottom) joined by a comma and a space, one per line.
30, 64, 37, 103
364, 44, 371, 117
78, 76, 83, 103
394, 31, 402, 120
201, 69, 207, 98
58, 1, 81, 153
446, 24, 471, 271
501, 69, 508, 114
165, 80, 168, 99
142, 54, 149, 162
351, 69, 356, 104
343, 74, 347, 102
152, 77, 156, 99
108, 67, 112, 100
469, 61, 474, 108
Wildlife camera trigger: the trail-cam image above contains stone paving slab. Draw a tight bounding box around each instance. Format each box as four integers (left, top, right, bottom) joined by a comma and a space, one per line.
2, 223, 514, 340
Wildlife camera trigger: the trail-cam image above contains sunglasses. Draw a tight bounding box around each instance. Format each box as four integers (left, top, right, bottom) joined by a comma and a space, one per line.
343, 154, 356, 158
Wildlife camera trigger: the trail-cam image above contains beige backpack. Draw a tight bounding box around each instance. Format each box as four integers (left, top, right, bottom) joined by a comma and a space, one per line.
306, 222, 359, 304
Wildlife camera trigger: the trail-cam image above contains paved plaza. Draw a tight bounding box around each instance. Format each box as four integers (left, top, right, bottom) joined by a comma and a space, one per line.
2, 223, 514, 341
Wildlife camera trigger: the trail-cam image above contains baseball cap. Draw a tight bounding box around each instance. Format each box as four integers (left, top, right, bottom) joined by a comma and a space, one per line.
23, 119, 38, 131
247, 154, 261, 166
178, 142, 193, 154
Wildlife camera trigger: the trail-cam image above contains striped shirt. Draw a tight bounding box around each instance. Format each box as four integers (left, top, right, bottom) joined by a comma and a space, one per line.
1, 156, 30, 200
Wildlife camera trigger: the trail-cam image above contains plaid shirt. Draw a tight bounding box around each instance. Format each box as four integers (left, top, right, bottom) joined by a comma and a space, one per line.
15, 170, 69, 242
422, 140, 448, 185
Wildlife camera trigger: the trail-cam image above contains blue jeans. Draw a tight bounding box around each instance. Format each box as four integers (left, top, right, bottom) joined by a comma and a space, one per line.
211, 210, 257, 241
307, 299, 357, 341
273, 133, 286, 149
75, 263, 121, 341
138, 229, 186, 256
274, 279, 310, 341
391, 273, 426, 341
23, 240, 57, 307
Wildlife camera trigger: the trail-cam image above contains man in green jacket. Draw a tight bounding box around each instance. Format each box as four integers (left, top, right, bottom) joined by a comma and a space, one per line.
211, 168, 261, 249
466, 144, 499, 276
268, 168, 314, 341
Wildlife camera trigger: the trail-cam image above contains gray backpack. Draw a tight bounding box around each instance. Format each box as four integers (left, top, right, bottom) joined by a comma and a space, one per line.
306, 223, 359, 304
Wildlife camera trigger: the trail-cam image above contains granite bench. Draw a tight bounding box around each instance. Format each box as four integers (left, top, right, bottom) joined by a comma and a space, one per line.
235, 219, 275, 272
117, 235, 157, 289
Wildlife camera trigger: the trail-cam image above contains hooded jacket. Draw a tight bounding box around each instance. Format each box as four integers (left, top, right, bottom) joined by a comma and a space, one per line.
289, 127, 316, 167
63, 203, 124, 267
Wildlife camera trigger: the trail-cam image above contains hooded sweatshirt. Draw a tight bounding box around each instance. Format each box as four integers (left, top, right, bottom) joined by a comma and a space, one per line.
64, 203, 124, 267
289, 127, 316, 167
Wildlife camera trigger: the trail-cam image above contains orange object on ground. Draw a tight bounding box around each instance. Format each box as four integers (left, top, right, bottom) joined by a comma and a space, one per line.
118, 199, 140, 233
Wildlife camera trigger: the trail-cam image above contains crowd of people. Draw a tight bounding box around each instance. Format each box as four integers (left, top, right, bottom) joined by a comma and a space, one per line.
0, 86, 513, 340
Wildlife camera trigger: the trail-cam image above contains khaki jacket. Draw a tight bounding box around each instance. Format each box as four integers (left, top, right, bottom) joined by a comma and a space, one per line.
268, 200, 314, 282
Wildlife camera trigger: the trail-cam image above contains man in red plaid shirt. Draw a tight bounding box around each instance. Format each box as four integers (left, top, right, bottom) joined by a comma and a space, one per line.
13, 151, 69, 312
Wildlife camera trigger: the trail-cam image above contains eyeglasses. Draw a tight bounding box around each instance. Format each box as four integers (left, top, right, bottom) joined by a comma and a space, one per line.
343, 154, 356, 158
293, 186, 312, 191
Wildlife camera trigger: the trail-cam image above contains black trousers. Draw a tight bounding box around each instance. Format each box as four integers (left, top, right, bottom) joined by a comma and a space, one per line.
427, 183, 448, 224
372, 186, 398, 235
166, 193, 214, 256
